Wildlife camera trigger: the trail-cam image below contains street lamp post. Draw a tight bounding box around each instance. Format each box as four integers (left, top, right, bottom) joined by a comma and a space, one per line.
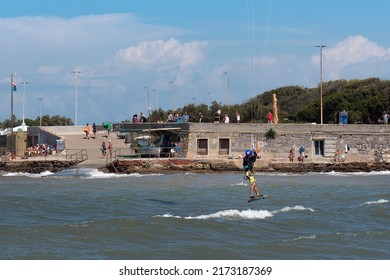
71, 70, 82, 126
152, 89, 158, 111
10, 73, 16, 154
223, 72, 230, 114
38, 98, 43, 126
20, 81, 30, 126
144, 86, 151, 122
170, 80, 175, 110
314, 45, 326, 124
144, 87, 151, 157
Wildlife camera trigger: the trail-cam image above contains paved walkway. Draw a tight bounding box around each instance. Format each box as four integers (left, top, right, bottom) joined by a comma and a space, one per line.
45, 126, 129, 168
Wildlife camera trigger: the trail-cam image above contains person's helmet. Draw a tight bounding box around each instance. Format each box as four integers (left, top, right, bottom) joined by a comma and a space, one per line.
245, 149, 253, 156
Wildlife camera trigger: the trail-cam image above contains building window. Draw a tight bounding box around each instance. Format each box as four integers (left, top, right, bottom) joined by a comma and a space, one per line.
219, 138, 230, 155
314, 140, 324, 156
197, 139, 208, 155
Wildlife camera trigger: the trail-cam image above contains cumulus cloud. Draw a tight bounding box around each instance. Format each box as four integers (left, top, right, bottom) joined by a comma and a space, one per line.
115, 38, 208, 85
0, 13, 188, 123
312, 35, 390, 80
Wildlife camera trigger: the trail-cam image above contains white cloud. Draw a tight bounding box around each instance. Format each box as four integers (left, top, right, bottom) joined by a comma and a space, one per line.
115, 38, 208, 85
0, 14, 189, 123
116, 38, 207, 68
312, 35, 390, 80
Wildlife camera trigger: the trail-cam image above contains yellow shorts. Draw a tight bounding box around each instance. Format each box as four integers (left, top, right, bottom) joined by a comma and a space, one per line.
249, 175, 256, 184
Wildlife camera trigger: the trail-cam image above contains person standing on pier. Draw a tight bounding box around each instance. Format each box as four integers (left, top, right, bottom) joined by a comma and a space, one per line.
108, 140, 113, 158
83, 123, 90, 139
92, 123, 97, 138
100, 141, 107, 157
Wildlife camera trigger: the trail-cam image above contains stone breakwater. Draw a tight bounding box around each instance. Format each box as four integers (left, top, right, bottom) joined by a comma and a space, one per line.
0, 160, 78, 174
98, 159, 390, 174
2, 159, 390, 174
99, 159, 241, 174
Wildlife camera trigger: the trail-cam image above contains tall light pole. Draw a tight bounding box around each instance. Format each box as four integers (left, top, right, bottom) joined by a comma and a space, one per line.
71, 70, 82, 126
38, 98, 43, 126
152, 89, 158, 111
314, 45, 326, 124
20, 81, 30, 126
144, 87, 151, 153
144, 87, 151, 121
170, 80, 175, 110
10, 73, 16, 154
223, 72, 230, 114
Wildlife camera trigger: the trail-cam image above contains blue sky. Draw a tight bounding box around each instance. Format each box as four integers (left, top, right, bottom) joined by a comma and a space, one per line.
1, 0, 390, 125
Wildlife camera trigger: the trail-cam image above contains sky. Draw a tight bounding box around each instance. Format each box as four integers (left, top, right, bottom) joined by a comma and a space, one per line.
1, 0, 390, 125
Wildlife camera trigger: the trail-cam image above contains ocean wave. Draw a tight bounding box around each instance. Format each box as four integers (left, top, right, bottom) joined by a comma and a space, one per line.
154, 213, 183, 219
154, 209, 274, 220
41, 168, 163, 179
360, 199, 389, 206
323, 170, 390, 176
155, 205, 314, 221
154, 205, 315, 220
85, 169, 164, 179
284, 234, 317, 243
188, 209, 274, 220
84, 168, 134, 178
271, 205, 315, 214
2, 170, 54, 178
1, 168, 165, 179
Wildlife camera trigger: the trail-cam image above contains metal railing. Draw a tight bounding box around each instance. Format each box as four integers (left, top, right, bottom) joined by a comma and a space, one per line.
65, 149, 88, 163
105, 148, 136, 165
55, 149, 88, 173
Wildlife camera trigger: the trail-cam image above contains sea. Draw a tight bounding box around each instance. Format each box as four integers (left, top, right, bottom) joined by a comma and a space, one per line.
0, 168, 389, 260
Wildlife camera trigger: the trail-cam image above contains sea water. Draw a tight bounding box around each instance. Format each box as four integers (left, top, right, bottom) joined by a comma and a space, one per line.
0, 168, 389, 260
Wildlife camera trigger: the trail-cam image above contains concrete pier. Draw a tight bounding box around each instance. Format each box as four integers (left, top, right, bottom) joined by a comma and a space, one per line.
2, 123, 390, 173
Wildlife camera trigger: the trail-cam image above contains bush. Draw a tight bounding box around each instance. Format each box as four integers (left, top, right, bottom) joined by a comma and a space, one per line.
265, 128, 276, 139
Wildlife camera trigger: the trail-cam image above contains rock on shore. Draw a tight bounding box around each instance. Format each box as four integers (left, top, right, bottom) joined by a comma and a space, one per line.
0, 160, 77, 174
267, 162, 390, 173
99, 159, 242, 174
98, 159, 390, 174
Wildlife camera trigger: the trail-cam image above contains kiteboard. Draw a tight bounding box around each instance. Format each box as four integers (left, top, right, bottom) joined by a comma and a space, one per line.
247, 194, 270, 203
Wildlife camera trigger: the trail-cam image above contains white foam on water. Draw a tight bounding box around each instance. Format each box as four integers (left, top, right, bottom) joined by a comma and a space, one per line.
84, 168, 134, 178
2, 170, 54, 178
230, 182, 247, 186
324, 170, 390, 176
155, 209, 274, 220
187, 209, 274, 220
271, 205, 315, 214
360, 199, 389, 206
1, 168, 164, 179
156, 205, 316, 221
284, 234, 317, 243
80, 168, 163, 179
154, 213, 183, 219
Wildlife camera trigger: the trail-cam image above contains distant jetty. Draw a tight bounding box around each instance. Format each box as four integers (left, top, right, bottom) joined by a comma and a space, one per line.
2, 158, 390, 174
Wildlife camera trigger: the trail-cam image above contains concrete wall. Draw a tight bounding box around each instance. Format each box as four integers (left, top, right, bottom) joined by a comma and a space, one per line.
187, 123, 390, 163
24, 123, 390, 164
28, 127, 62, 147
